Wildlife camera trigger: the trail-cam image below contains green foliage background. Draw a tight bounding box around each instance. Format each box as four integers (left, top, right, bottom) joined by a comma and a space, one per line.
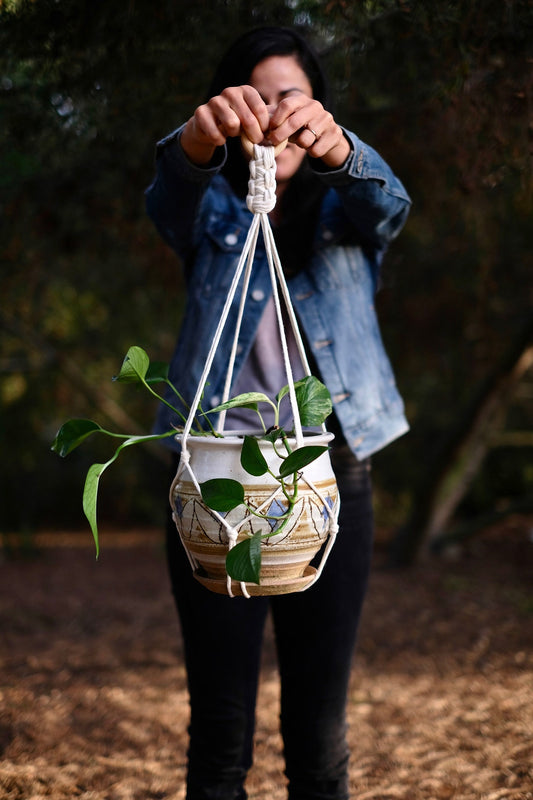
1, 0, 532, 539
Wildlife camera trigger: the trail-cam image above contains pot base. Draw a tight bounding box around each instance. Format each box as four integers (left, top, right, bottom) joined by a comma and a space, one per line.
193, 565, 317, 597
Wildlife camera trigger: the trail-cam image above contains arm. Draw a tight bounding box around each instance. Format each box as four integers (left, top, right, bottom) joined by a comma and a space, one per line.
145, 125, 224, 255
144, 125, 227, 262
178, 84, 352, 170
310, 128, 411, 250
175, 85, 409, 248
144, 86, 270, 261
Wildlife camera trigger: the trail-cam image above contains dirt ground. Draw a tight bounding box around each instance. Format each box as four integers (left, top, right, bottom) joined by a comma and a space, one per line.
1, 516, 532, 800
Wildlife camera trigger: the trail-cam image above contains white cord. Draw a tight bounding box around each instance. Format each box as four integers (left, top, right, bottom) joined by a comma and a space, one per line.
173, 143, 339, 596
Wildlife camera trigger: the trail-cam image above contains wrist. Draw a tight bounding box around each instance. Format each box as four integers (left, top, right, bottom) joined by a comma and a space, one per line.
180, 120, 217, 166
320, 132, 352, 170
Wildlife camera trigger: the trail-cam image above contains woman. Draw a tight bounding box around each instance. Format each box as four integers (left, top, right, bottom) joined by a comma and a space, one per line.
146, 26, 411, 800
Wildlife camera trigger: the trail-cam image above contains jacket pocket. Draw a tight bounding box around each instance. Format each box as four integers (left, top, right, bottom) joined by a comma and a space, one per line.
191, 215, 250, 298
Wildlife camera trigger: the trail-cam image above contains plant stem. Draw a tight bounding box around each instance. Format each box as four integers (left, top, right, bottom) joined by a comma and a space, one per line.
165, 380, 205, 431
244, 503, 291, 522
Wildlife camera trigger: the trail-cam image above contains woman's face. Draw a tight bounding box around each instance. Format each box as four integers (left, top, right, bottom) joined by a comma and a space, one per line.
249, 54, 313, 187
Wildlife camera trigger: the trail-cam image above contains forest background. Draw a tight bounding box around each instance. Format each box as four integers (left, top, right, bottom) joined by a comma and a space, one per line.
1, 0, 532, 563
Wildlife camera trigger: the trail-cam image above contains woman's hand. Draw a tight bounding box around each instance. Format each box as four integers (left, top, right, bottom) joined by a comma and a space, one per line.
180, 86, 350, 170
266, 94, 351, 169
180, 86, 270, 166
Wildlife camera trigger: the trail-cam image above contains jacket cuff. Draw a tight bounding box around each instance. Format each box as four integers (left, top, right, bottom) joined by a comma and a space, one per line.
155, 124, 227, 181
312, 127, 411, 201
308, 128, 358, 182
310, 128, 387, 184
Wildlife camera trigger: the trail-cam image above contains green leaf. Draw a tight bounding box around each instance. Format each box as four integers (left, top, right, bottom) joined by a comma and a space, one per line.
208, 391, 271, 415
82, 462, 106, 557
113, 346, 150, 383
200, 478, 245, 512
262, 427, 284, 444
80, 430, 177, 557
145, 360, 169, 384
240, 435, 268, 476
225, 532, 262, 583
276, 376, 332, 426
275, 383, 291, 404
295, 376, 332, 426
51, 419, 103, 457
278, 445, 329, 478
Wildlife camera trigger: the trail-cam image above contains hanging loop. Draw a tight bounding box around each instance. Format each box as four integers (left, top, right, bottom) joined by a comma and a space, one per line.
246, 143, 277, 214
240, 133, 288, 159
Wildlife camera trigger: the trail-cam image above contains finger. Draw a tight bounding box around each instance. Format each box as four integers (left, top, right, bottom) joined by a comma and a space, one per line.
269, 99, 338, 152
216, 86, 270, 143
239, 85, 271, 138
300, 121, 347, 162
293, 119, 339, 151
298, 124, 322, 149
193, 103, 229, 147
267, 94, 312, 138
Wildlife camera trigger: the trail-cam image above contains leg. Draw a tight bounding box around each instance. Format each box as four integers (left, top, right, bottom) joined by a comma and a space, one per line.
271, 448, 374, 800
166, 461, 270, 800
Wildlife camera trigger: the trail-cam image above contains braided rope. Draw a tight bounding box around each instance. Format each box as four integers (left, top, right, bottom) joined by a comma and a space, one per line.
246, 142, 277, 214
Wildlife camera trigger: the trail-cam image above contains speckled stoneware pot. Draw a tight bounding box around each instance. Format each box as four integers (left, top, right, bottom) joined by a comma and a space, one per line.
169, 430, 339, 597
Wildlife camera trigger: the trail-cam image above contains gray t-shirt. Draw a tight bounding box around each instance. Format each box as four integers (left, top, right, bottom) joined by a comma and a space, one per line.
225, 295, 306, 431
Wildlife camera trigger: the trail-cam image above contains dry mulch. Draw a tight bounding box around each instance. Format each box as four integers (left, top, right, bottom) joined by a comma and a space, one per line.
1, 517, 532, 800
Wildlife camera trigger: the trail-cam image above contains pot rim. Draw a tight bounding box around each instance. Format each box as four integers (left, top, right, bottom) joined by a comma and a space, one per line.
175, 429, 335, 445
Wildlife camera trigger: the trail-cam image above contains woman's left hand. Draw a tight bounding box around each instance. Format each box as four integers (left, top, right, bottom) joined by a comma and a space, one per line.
265, 95, 351, 169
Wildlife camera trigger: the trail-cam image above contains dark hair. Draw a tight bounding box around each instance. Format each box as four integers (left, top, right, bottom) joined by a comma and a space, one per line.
209, 26, 331, 275
208, 26, 330, 108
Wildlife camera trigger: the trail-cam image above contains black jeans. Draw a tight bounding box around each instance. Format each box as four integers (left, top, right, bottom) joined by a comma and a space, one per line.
165, 443, 374, 800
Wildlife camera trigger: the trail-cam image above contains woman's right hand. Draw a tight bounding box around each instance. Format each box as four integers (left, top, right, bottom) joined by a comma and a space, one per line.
180, 86, 271, 165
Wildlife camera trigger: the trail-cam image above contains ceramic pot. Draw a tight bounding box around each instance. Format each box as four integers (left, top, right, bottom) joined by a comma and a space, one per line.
169, 430, 339, 596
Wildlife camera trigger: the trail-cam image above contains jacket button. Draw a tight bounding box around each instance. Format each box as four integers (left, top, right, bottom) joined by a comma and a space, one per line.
251, 289, 265, 301
224, 232, 238, 246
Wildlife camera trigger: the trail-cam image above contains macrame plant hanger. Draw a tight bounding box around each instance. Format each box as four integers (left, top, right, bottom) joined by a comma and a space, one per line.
172, 137, 340, 597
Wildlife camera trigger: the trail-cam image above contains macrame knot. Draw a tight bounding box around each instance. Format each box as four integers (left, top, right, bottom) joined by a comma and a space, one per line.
246, 143, 277, 214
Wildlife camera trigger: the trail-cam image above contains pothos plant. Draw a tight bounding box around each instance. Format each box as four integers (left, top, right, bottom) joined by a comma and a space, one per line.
52, 345, 333, 583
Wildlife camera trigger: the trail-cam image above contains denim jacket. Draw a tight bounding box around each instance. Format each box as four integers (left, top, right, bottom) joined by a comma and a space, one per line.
145, 126, 411, 459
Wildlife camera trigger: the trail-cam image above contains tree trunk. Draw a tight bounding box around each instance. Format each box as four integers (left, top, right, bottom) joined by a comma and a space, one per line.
389, 318, 533, 565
